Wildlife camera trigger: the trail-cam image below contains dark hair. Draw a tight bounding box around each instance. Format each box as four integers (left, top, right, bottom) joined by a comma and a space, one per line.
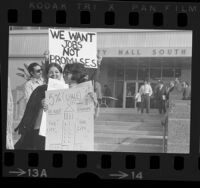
63, 63, 87, 84
143, 79, 148, 84
63, 63, 73, 74
28, 62, 40, 75
46, 63, 62, 75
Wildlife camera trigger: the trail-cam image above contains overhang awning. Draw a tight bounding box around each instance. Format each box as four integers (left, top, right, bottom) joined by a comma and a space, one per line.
9, 29, 192, 58
98, 47, 192, 57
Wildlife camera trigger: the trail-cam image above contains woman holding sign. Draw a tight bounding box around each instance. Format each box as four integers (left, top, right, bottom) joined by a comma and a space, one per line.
15, 62, 98, 150
63, 63, 99, 118
14, 63, 63, 150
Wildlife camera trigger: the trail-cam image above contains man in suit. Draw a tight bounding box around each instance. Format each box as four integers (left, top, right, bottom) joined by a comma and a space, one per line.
182, 81, 191, 100
154, 80, 161, 110
157, 81, 167, 114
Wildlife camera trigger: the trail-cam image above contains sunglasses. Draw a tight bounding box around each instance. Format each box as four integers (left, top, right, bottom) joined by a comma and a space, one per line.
35, 69, 42, 73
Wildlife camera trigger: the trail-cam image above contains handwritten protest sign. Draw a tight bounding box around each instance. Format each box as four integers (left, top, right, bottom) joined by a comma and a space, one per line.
45, 81, 94, 151
49, 28, 97, 68
39, 78, 69, 137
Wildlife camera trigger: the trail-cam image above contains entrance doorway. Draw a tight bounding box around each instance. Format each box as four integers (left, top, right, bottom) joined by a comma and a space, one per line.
124, 81, 144, 108
124, 82, 136, 108
123, 81, 145, 109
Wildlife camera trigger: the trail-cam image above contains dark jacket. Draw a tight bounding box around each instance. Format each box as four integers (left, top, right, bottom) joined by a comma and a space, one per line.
167, 86, 174, 100
157, 85, 167, 100
154, 84, 160, 99
14, 84, 47, 149
104, 87, 112, 96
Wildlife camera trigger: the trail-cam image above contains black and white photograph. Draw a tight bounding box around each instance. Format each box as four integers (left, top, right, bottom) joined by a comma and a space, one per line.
6, 27, 192, 153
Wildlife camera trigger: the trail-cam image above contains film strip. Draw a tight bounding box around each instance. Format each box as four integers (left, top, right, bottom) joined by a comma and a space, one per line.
1, 0, 200, 182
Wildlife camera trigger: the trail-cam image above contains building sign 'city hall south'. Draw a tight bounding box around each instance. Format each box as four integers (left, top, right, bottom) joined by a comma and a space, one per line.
7, 27, 192, 153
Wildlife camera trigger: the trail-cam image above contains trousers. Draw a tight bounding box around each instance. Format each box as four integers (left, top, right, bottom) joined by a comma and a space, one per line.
141, 94, 150, 113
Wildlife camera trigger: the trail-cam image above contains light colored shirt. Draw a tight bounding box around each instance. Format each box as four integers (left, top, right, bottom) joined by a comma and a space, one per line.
159, 85, 164, 90
139, 84, 153, 96
24, 77, 44, 103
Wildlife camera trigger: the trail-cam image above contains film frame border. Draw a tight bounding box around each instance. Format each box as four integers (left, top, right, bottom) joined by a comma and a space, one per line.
1, 0, 200, 181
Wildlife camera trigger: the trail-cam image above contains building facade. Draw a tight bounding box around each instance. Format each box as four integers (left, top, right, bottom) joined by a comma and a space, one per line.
9, 28, 192, 110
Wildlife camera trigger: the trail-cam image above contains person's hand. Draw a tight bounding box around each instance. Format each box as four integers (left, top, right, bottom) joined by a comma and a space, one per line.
84, 75, 89, 80
94, 103, 99, 119
83, 92, 99, 119
97, 54, 103, 67
41, 98, 48, 112
162, 95, 166, 100
43, 50, 49, 61
86, 92, 98, 107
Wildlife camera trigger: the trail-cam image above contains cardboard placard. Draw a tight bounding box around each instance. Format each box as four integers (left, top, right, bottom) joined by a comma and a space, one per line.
39, 78, 69, 137
49, 28, 97, 68
45, 81, 94, 151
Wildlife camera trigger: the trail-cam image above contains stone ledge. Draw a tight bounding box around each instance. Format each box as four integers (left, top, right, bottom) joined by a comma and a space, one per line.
167, 144, 190, 153
167, 98, 190, 154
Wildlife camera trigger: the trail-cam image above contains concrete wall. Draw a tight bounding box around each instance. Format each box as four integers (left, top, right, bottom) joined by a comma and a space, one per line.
181, 69, 191, 84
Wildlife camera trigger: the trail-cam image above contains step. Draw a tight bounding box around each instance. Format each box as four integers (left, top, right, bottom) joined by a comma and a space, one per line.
97, 112, 164, 117
95, 130, 163, 137
99, 108, 160, 114
94, 143, 163, 153
94, 127, 163, 134
95, 120, 162, 127
95, 136, 163, 145
96, 114, 164, 122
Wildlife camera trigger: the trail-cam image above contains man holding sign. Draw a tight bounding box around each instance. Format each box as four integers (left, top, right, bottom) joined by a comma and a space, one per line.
49, 28, 97, 68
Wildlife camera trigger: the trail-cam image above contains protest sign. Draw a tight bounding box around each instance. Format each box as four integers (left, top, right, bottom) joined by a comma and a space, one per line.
49, 28, 97, 68
39, 78, 69, 137
47, 78, 69, 90
45, 81, 94, 151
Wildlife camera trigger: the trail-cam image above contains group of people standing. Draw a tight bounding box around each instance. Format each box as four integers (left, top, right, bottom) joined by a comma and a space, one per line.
135, 78, 190, 115
14, 58, 100, 150
153, 80, 175, 114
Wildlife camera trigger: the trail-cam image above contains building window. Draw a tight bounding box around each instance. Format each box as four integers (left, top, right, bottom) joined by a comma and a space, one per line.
125, 69, 137, 80
114, 81, 124, 108
138, 68, 149, 81
107, 65, 115, 80
162, 68, 174, 78
116, 67, 124, 80
150, 68, 161, 80
175, 68, 181, 78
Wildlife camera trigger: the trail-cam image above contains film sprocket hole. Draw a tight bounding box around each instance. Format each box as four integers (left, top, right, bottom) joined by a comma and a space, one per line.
1, 0, 200, 182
